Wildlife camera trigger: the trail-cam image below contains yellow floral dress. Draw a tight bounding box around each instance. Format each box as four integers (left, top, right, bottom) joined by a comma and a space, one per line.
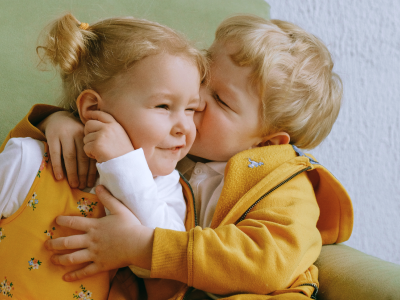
0, 142, 109, 299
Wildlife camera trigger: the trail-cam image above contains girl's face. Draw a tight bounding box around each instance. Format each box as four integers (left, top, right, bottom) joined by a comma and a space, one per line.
99, 53, 200, 176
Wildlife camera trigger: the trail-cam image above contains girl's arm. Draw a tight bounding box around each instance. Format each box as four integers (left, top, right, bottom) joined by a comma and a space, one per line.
98, 152, 186, 231
0, 138, 44, 218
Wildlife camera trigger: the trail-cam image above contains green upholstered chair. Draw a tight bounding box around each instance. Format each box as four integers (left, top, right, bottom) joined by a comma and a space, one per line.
1, 1, 399, 299
0, 0, 270, 140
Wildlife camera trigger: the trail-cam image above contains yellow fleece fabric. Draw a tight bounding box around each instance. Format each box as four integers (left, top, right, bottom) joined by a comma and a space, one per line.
0, 142, 109, 299
1, 105, 354, 300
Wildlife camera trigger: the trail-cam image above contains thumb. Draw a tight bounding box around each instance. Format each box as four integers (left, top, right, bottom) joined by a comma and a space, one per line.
87, 110, 116, 123
95, 185, 129, 215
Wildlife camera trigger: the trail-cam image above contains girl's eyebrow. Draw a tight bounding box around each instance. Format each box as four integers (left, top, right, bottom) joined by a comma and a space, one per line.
147, 92, 176, 101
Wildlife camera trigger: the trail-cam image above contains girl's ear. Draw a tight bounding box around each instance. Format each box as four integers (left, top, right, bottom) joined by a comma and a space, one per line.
257, 132, 290, 147
76, 90, 102, 124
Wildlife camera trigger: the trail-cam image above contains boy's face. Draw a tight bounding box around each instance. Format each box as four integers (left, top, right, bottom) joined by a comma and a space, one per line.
100, 53, 200, 176
189, 42, 265, 162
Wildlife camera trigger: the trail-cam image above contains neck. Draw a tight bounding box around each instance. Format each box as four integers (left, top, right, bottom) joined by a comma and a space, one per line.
186, 154, 212, 163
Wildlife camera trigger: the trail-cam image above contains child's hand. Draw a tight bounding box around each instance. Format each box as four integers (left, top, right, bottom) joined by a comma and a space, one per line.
44, 185, 154, 281
83, 111, 134, 163
38, 111, 97, 189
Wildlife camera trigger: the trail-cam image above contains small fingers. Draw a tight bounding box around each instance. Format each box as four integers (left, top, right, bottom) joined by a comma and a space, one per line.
87, 158, 98, 188
63, 263, 101, 282
61, 137, 80, 188
47, 138, 64, 181
95, 185, 126, 215
83, 132, 97, 146
50, 248, 92, 266
86, 110, 116, 123
45, 233, 89, 251
75, 136, 90, 190
95, 186, 139, 225
84, 119, 105, 136
56, 215, 94, 231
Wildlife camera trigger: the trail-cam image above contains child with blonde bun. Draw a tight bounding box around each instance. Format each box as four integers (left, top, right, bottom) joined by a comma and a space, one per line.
0, 12, 207, 299
1, 14, 353, 300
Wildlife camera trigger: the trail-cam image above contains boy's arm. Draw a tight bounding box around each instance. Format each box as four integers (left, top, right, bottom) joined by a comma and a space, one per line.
0, 104, 64, 152
1, 104, 96, 189
151, 172, 322, 295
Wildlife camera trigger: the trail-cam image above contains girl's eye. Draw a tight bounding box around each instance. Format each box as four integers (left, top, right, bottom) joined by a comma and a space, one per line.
186, 105, 198, 112
156, 104, 169, 110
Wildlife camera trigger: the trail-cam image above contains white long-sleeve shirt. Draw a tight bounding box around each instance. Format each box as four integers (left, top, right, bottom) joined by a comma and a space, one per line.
0, 138, 186, 231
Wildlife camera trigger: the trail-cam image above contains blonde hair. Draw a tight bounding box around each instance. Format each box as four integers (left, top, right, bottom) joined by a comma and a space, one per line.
37, 13, 208, 113
214, 15, 342, 149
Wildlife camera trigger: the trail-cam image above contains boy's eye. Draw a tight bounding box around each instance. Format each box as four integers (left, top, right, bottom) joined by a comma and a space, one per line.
213, 92, 229, 107
156, 104, 169, 110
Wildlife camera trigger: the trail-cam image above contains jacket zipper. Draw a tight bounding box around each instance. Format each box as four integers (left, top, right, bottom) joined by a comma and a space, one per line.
179, 172, 198, 300
181, 166, 311, 300
179, 172, 198, 227
181, 287, 194, 300
237, 166, 312, 223
299, 283, 318, 299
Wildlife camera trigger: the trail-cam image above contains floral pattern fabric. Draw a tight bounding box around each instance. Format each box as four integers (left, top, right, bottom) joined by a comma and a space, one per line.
0, 228, 5, 242
0, 277, 14, 297
77, 198, 98, 217
36, 152, 48, 178
73, 285, 93, 300
27, 193, 39, 211
0, 144, 107, 298
44, 227, 56, 239
28, 258, 42, 271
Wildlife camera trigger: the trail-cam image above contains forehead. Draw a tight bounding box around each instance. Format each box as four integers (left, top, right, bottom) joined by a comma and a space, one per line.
208, 42, 260, 103
117, 53, 200, 87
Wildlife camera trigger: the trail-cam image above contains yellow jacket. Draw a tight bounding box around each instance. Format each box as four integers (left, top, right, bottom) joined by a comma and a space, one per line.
1, 104, 353, 299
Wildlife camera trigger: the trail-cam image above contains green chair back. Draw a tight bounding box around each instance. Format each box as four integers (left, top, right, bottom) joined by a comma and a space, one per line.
0, 0, 270, 140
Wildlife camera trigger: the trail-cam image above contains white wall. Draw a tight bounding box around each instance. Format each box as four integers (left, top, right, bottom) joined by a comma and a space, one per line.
265, 0, 400, 264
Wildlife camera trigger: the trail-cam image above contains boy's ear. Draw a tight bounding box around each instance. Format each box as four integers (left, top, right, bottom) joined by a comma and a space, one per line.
257, 132, 290, 147
76, 90, 102, 124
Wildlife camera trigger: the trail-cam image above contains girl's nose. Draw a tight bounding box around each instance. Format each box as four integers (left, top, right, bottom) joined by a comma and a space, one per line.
196, 96, 206, 112
172, 113, 191, 136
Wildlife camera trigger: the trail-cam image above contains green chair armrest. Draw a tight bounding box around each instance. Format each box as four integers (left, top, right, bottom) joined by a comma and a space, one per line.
315, 244, 400, 300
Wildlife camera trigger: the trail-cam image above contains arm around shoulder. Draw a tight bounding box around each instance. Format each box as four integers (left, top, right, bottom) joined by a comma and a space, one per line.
0, 104, 64, 152
151, 172, 322, 295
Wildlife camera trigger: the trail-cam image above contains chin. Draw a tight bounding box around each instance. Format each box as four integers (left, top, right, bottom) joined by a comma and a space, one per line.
153, 168, 176, 177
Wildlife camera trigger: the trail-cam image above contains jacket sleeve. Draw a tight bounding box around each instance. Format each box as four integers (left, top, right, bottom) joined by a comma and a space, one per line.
0, 104, 64, 153
150, 172, 322, 295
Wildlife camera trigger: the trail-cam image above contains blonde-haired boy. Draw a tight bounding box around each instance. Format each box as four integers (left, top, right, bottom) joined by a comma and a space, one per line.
2, 15, 352, 300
